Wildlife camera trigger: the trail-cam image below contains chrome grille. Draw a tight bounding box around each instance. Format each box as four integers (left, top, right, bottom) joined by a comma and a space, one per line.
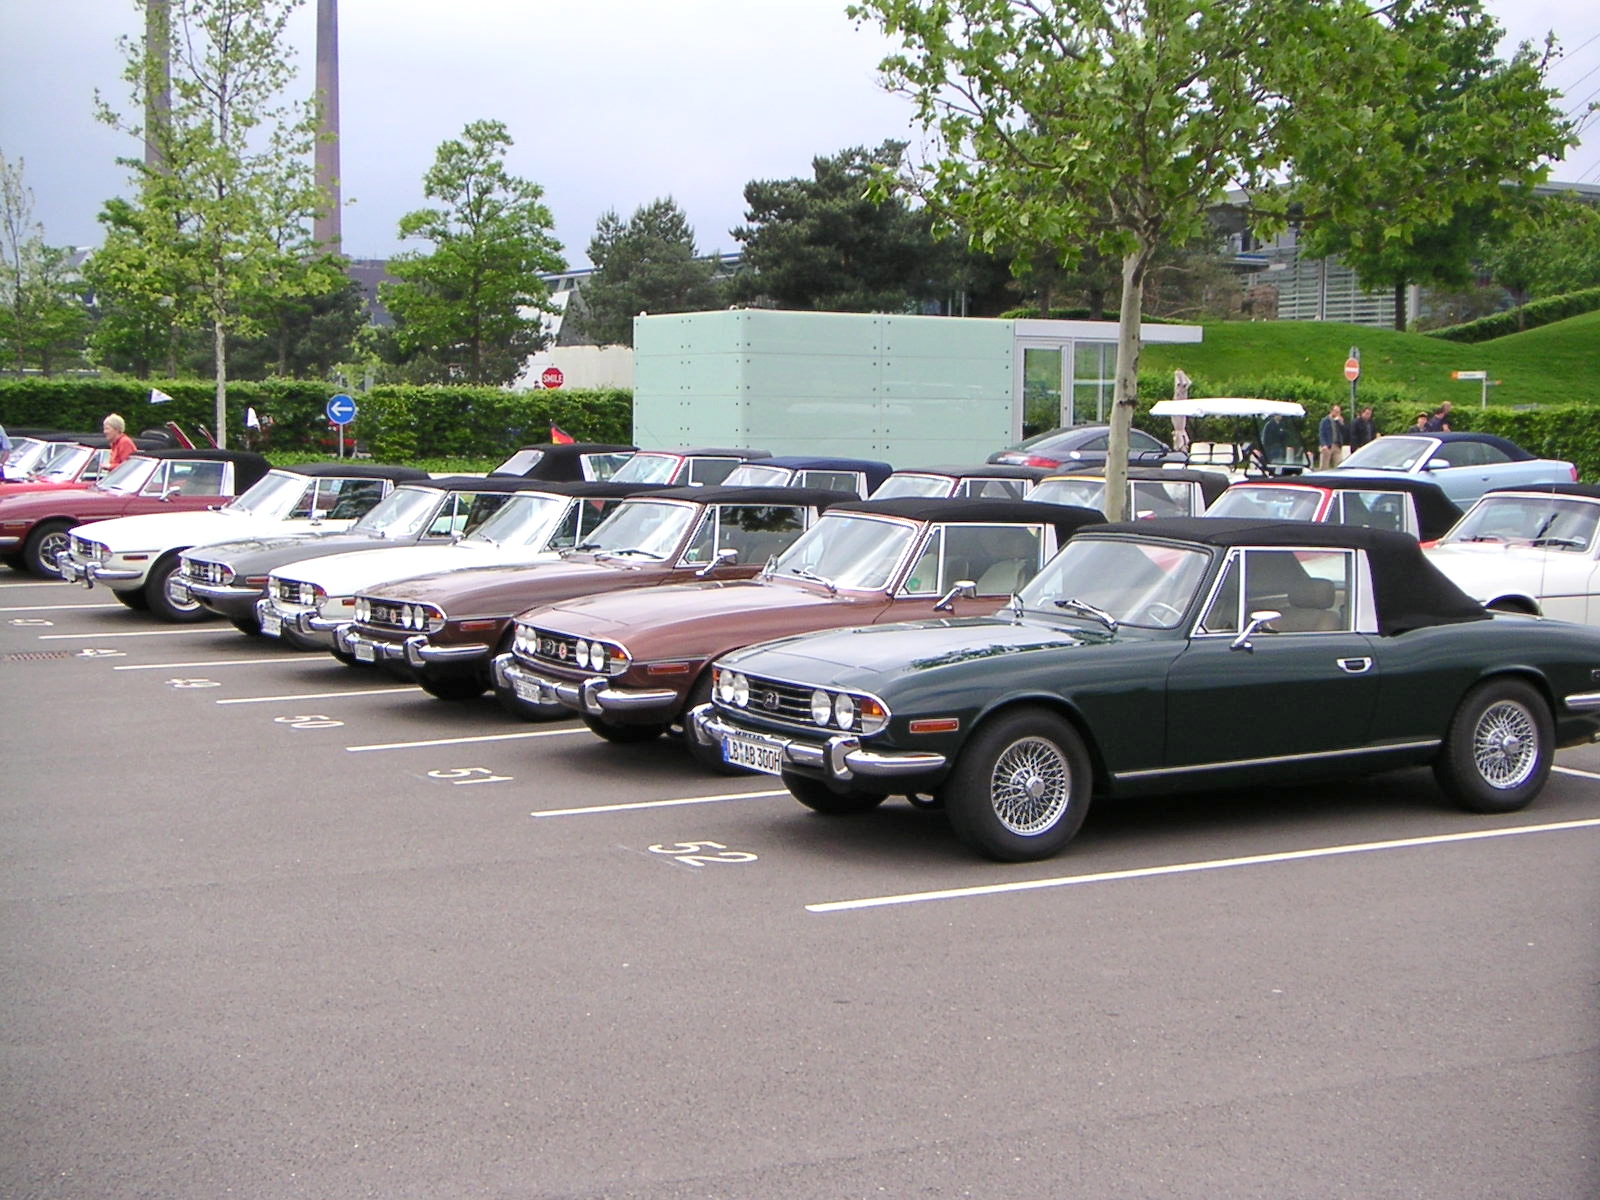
363, 598, 409, 631
274, 578, 316, 605
70, 535, 100, 560
188, 559, 229, 586
524, 627, 580, 670
735, 674, 820, 727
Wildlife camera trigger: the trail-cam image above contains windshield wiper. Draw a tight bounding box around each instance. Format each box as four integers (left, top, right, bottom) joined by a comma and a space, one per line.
1053, 597, 1119, 631
597, 546, 663, 560
788, 565, 837, 594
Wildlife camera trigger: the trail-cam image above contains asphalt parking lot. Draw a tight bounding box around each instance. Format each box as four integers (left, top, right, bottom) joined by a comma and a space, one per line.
3, 574, 1598, 1199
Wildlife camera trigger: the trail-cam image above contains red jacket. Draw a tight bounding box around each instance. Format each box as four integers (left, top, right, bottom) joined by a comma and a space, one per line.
108, 433, 137, 467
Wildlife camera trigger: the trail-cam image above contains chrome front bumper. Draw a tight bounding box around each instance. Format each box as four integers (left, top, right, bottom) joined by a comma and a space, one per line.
492, 655, 677, 716
334, 626, 488, 669
60, 558, 145, 589
687, 704, 947, 782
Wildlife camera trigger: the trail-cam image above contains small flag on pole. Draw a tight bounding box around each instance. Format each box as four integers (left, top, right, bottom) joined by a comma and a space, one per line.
550, 424, 574, 444
149, 387, 174, 405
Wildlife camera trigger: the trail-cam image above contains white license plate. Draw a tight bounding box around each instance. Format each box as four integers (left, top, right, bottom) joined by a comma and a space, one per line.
354, 640, 375, 663
512, 675, 541, 703
723, 730, 785, 775
261, 610, 282, 638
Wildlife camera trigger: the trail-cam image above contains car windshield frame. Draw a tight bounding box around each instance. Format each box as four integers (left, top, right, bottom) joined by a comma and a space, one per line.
1440, 493, 1600, 553
579, 497, 697, 559
222, 469, 312, 517
1016, 536, 1213, 630
458, 492, 572, 548
766, 512, 917, 592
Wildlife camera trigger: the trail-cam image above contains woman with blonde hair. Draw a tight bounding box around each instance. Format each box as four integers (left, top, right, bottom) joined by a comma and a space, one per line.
102, 414, 136, 467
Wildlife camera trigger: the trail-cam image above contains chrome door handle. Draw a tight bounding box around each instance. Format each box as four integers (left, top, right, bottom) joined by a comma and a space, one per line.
1337, 657, 1373, 674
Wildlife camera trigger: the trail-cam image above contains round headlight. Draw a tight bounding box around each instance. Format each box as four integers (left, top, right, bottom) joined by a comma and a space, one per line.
810, 689, 833, 726
591, 643, 608, 672
353, 597, 367, 622
834, 693, 857, 729
574, 638, 591, 669
716, 671, 735, 703
731, 672, 750, 707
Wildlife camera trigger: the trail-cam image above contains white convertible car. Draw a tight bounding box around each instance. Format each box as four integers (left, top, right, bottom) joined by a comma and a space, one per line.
1423, 483, 1600, 622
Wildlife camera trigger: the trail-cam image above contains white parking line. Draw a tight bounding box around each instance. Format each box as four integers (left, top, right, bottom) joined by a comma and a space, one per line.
533, 789, 788, 817
217, 686, 422, 705
345, 728, 589, 753
1553, 765, 1600, 781
0, 603, 123, 612
806, 817, 1600, 914
39, 628, 237, 639
0, 580, 69, 589
114, 656, 321, 670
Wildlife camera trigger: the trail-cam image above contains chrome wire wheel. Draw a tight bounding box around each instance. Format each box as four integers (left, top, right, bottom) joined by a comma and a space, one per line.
989, 735, 1072, 835
1471, 699, 1539, 790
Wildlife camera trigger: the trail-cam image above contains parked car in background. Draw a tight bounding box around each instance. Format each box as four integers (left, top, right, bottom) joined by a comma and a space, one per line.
180, 475, 587, 636
0, 442, 117, 496
988, 423, 1184, 470
1027, 466, 1228, 518
0, 448, 271, 578
58, 462, 426, 619
873, 464, 1053, 500
607, 446, 770, 487
498, 497, 1105, 757
490, 441, 636, 481
692, 518, 1600, 861
721, 455, 894, 498
1204, 473, 1462, 541
1424, 483, 1600, 621
259, 480, 658, 652
336, 486, 843, 702
1334, 432, 1577, 505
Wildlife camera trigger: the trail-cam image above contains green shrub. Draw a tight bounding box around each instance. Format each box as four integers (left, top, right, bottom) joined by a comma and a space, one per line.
1427, 287, 1600, 344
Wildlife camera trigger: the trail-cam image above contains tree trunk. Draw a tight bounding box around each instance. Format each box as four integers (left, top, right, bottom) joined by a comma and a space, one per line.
1392, 281, 1406, 332
1104, 243, 1156, 524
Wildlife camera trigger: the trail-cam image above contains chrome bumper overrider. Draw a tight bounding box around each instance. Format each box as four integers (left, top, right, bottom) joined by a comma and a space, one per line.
335, 623, 408, 664
256, 597, 343, 637
687, 704, 946, 782
60, 559, 145, 588
492, 655, 676, 715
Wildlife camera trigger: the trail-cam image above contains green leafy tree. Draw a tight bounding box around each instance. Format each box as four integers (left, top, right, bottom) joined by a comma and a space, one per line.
1289, 5, 1573, 331
1482, 192, 1600, 314
575, 198, 723, 347
849, 0, 1572, 518
96, 0, 341, 442
381, 120, 565, 386
732, 141, 954, 312
1, 152, 90, 375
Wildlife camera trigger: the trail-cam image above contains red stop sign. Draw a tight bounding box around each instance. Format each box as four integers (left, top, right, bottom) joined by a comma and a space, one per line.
540, 366, 564, 389
1343, 357, 1360, 382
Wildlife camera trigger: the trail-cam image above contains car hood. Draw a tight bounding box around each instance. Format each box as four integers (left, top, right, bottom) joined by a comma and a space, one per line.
358, 556, 628, 610
71, 508, 310, 550
716, 614, 1104, 688
523, 577, 862, 639
277, 541, 564, 593
1424, 542, 1555, 599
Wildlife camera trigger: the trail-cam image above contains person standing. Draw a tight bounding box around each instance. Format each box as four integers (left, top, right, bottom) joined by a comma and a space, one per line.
1169, 369, 1192, 454
1423, 401, 1452, 432
1317, 404, 1346, 469
103, 414, 137, 467
1350, 406, 1377, 451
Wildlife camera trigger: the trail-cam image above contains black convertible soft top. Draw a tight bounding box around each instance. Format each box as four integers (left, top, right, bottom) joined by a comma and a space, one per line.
1088, 517, 1488, 635
1231, 472, 1464, 541
828, 496, 1105, 542
1478, 482, 1600, 502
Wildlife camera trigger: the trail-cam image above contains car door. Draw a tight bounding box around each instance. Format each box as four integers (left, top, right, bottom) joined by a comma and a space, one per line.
1164, 547, 1380, 770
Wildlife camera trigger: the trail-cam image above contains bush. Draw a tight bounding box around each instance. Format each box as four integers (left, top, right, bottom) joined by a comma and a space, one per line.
1426, 287, 1600, 344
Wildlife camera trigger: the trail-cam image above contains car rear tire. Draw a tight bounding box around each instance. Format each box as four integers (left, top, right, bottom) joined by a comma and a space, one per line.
230, 616, 262, 636
1, 551, 24, 572
944, 707, 1093, 861
144, 555, 212, 622
113, 587, 151, 611
23, 521, 71, 578
783, 772, 886, 815
417, 674, 486, 701
581, 713, 667, 743
1433, 678, 1552, 814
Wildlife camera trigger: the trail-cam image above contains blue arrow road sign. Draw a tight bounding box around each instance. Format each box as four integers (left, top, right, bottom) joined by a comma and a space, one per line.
326, 393, 357, 425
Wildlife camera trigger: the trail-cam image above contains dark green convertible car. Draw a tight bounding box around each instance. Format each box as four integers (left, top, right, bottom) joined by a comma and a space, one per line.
690, 518, 1600, 861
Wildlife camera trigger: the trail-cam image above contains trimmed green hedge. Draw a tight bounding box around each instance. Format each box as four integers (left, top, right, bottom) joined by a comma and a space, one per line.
1426, 287, 1600, 344
0, 379, 633, 460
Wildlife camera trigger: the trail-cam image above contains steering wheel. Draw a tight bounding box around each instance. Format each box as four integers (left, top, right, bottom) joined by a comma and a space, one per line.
1142, 601, 1184, 625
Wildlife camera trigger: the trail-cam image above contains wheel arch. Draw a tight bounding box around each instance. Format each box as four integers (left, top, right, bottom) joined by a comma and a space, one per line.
963, 693, 1111, 792
1485, 594, 1540, 616
1460, 666, 1558, 722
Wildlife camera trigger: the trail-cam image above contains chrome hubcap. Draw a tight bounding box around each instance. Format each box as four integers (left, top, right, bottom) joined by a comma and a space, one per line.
991, 736, 1071, 835
1473, 700, 1538, 789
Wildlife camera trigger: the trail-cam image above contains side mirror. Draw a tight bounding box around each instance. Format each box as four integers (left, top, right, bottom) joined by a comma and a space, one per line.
1423, 458, 1449, 472
934, 579, 977, 612
696, 546, 738, 577
161, 486, 181, 502
1231, 609, 1281, 652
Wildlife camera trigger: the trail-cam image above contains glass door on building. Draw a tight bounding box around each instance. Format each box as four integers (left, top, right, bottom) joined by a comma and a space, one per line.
1017, 343, 1066, 439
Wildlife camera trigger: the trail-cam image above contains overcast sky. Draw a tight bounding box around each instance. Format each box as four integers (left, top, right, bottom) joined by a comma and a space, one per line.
2, 0, 1597, 269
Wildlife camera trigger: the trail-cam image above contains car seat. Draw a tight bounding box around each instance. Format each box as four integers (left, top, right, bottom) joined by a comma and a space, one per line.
1271, 577, 1341, 632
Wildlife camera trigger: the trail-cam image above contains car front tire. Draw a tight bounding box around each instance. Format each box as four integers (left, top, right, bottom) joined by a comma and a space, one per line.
944, 707, 1093, 861
1433, 678, 1552, 814
144, 555, 212, 622
23, 521, 71, 578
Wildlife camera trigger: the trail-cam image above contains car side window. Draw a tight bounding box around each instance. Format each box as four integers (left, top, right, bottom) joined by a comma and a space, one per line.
1197, 554, 1241, 634
139, 462, 172, 496
1336, 490, 1410, 534
798, 469, 862, 495
1130, 480, 1191, 518
966, 478, 1029, 500
1245, 549, 1352, 633
687, 458, 741, 486
544, 502, 583, 550
958, 524, 1044, 595
324, 478, 387, 519
170, 460, 226, 496
705, 504, 807, 565
900, 527, 945, 595
425, 495, 466, 537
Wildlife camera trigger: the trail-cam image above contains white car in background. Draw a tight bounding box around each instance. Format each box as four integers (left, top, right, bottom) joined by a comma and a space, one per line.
1423, 483, 1600, 622
259, 481, 649, 654
58, 463, 427, 620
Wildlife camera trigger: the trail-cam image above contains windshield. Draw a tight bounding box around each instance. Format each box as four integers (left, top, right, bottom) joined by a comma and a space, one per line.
223, 470, 310, 516
96, 455, 161, 494
460, 493, 570, 547
1206, 487, 1323, 521
1018, 537, 1211, 629
723, 463, 793, 487
1029, 478, 1106, 508
579, 499, 695, 559
34, 443, 92, 482
768, 513, 915, 591
608, 452, 682, 485
1339, 436, 1435, 472
349, 485, 444, 537
3, 439, 53, 478
872, 473, 951, 499
1441, 494, 1600, 552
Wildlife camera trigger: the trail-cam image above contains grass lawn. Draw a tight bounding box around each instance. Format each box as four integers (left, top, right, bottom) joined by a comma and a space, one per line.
1139, 310, 1600, 410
